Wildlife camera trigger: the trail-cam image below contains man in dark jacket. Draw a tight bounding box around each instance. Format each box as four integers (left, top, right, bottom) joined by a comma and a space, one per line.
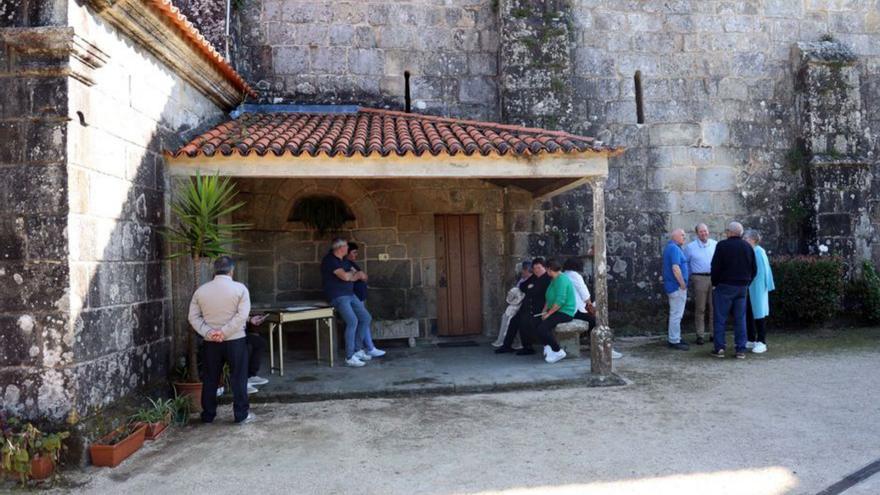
710, 221, 757, 359
495, 257, 551, 355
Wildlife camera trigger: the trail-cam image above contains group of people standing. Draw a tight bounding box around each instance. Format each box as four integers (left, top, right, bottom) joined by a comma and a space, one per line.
664, 221, 775, 359
492, 257, 622, 363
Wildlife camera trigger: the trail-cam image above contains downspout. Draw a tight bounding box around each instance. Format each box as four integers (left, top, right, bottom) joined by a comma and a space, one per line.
224, 0, 231, 61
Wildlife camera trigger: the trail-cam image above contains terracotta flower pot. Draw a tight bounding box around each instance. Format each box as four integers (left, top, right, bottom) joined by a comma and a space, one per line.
136, 413, 171, 440
173, 381, 203, 413
29, 456, 54, 480
89, 424, 147, 468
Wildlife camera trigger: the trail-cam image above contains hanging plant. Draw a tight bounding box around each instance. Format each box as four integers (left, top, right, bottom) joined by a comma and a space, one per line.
289, 195, 355, 233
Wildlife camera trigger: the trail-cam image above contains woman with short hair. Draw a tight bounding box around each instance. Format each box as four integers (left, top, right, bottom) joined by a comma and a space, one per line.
744, 229, 775, 354
537, 259, 576, 364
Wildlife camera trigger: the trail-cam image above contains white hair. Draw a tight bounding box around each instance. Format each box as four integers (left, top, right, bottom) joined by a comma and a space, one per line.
727, 222, 744, 236
331, 238, 348, 249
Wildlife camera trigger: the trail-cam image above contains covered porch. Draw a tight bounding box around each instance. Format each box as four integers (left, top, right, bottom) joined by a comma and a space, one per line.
167, 106, 621, 378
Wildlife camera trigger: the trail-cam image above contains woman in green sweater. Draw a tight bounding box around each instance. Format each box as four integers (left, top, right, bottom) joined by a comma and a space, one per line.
538, 259, 577, 363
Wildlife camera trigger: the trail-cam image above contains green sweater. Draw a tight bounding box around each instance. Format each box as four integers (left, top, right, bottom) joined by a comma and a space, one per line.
545, 274, 577, 317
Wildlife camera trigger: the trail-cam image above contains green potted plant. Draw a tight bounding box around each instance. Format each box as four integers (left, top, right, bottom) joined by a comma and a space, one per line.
169, 394, 192, 426
163, 172, 249, 412
0, 411, 69, 484
130, 398, 173, 441
89, 422, 147, 468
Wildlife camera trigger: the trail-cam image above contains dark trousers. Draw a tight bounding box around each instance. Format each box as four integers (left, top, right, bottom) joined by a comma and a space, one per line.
503, 308, 538, 349
746, 297, 767, 344
535, 312, 573, 352
713, 284, 748, 353
246, 332, 267, 377
574, 311, 596, 344
201, 338, 249, 423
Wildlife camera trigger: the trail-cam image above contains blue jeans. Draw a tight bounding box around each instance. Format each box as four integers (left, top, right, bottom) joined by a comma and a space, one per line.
713, 284, 748, 353
332, 295, 373, 359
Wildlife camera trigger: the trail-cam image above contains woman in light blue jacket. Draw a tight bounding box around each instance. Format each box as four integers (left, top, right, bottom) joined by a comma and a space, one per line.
744, 230, 775, 353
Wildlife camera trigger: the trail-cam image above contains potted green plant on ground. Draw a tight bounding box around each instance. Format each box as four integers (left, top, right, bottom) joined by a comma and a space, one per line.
130, 398, 173, 440
163, 172, 249, 413
169, 394, 192, 426
89, 423, 147, 468
0, 411, 69, 484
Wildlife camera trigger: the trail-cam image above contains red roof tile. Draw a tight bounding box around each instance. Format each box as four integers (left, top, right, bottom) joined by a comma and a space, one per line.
150, 0, 255, 98
172, 108, 613, 159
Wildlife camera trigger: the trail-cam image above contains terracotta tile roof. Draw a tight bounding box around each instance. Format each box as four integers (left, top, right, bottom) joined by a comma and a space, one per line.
150, 0, 255, 97
172, 108, 613, 158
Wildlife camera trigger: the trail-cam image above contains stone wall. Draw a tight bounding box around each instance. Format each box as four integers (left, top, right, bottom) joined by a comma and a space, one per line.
234, 0, 500, 120
231, 178, 513, 337
0, 0, 225, 433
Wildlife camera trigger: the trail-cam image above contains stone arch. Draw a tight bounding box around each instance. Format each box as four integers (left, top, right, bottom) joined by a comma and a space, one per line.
262, 179, 381, 232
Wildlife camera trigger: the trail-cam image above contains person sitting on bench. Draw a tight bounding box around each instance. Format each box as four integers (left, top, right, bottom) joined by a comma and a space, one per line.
534, 259, 576, 364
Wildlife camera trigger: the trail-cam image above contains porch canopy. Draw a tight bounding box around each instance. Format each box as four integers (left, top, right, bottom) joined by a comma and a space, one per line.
166, 105, 621, 375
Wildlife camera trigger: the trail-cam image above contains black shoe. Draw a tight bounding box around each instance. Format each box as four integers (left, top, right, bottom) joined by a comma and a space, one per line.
711, 349, 725, 358
494, 346, 514, 354
667, 341, 689, 351
515, 347, 536, 355
695, 337, 705, 345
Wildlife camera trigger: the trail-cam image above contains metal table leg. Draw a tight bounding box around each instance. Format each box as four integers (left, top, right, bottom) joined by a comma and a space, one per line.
268, 321, 275, 375
314, 319, 321, 365
329, 316, 335, 368
278, 319, 284, 377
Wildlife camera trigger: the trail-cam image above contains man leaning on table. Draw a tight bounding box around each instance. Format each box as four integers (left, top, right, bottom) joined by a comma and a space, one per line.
188, 256, 255, 425
321, 238, 384, 368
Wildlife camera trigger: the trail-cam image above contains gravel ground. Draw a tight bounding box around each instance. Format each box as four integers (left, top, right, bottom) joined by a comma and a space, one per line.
50, 330, 880, 495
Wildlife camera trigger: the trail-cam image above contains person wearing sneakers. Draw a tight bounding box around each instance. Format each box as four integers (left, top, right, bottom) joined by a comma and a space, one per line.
536, 259, 576, 364
744, 230, 774, 354
710, 222, 757, 359
345, 242, 386, 361
495, 258, 550, 355
684, 223, 717, 346
492, 260, 531, 349
188, 256, 254, 424
321, 238, 375, 367
562, 257, 622, 359
246, 314, 270, 389
663, 228, 690, 351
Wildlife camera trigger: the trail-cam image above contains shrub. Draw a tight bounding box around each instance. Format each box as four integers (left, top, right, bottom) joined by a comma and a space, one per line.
851, 261, 880, 324
769, 256, 844, 326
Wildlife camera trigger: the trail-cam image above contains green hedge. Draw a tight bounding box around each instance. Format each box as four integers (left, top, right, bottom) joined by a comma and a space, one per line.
849, 261, 880, 324
769, 256, 844, 326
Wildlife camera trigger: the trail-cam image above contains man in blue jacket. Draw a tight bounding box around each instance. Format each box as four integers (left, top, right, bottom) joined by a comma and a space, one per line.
662, 229, 690, 350
710, 222, 757, 359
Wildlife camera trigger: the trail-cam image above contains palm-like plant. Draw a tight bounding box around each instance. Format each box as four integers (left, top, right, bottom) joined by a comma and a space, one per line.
164, 172, 249, 382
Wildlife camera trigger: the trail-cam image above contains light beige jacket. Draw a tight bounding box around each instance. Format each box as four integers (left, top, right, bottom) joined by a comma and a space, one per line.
188, 275, 250, 341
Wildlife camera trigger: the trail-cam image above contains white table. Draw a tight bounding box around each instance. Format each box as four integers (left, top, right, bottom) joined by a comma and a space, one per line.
260, 305, 336, 375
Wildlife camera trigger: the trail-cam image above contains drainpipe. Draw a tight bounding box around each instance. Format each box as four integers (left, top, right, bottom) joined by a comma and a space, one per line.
224, 0, 231, 61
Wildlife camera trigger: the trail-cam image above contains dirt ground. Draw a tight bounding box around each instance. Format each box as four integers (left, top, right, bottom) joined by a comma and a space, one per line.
48, 327, 880, 495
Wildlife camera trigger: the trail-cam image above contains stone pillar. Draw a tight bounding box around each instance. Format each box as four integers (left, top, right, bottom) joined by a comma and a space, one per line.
793, 41, 874, 265
590, 178, 612, 375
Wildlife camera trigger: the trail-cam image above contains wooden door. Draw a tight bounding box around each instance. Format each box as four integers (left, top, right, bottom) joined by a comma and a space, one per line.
435, 214, 482, 336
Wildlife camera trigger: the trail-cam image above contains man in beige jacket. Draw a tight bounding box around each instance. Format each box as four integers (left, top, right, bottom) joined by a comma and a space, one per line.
188, 256, 254, 424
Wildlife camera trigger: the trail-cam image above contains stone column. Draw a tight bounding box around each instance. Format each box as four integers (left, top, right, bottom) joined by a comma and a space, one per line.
590, 178, 613, 375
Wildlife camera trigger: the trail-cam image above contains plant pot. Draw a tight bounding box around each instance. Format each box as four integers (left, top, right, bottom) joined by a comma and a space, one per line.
89, 424, 147, 468
136, 413, 171, 440
173, 381, 203, 413
29, 456, 54, 480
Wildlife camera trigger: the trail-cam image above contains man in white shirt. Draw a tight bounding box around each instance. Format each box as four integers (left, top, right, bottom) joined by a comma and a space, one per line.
188, 256, 254, 424
684, 223, 717, 345
563, 258, 622, 359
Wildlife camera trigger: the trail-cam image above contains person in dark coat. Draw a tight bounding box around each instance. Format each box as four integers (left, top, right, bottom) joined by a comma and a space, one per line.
710, 221, 757, 359
495, 257, 550, 355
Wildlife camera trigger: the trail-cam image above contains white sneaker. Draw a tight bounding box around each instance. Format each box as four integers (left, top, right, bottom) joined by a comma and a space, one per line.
543, 345, 551, 357
752, 342, 767, 354
248, 376, 269, 386
216, 386, 224, 397
247, 385, 258, 394
346, 356, 366, 367
354, 350, 372, 361
367, 348, 386, 358
237, 412, 256, 425
746, 341, 755, 349
611, 349, 623, 359
545, 348, 567, 364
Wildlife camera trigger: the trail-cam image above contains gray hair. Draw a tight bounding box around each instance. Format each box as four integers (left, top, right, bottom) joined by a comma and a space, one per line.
727, 221, 744, 236
331, 238, 348, 250
743, 229, 762, 244
213, 256, 235, 275
694, 223, 708, 233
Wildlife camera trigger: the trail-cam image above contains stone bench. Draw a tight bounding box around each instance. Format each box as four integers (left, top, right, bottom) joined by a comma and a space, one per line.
554, 320, 590, 357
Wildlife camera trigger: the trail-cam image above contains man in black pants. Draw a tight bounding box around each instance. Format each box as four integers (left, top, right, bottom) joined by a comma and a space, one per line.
495, 258, 550, 355
246, 314, 269, 388
188, 256, 254, 424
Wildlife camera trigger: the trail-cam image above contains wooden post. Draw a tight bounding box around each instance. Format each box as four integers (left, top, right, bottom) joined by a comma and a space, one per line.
590, 178, 613, 375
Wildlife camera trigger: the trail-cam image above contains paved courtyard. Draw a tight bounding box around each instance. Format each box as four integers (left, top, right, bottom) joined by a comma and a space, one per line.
54, 328, 880, 495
